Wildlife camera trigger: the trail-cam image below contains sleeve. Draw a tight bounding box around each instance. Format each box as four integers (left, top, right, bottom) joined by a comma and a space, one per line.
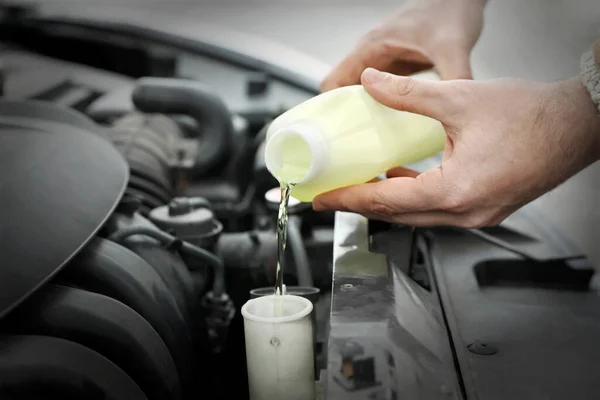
581, 38, 600, 114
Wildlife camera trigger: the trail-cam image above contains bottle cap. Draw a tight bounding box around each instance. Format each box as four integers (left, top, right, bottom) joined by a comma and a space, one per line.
148, 197, 222, 239
264, 122, 328, 184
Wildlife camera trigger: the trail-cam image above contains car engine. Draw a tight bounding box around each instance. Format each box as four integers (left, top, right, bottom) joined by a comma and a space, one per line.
0, 8, 334, 399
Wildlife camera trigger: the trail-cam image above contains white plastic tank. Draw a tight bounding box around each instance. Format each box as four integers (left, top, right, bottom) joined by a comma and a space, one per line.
242, 294, 315, 400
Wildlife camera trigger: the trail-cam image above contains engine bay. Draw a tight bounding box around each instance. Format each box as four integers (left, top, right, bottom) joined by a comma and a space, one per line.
0, 7, 333, 398
0, 56, 334, 400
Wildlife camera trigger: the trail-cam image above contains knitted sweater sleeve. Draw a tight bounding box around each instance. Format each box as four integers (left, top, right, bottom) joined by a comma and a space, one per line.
581, 38, 600, 113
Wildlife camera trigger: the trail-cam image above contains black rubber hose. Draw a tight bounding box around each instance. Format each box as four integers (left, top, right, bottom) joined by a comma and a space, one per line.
287, 216, 313, 287
108, 226, 225, 297
131, 77, 234, 175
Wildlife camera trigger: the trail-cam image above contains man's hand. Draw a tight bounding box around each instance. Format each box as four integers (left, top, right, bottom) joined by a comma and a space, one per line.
321, 0, 486, 91
313, 68, 600, 228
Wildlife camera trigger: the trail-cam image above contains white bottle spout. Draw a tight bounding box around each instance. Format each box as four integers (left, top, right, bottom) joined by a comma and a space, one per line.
242, 294, 315, 400
264, 122, 328, 185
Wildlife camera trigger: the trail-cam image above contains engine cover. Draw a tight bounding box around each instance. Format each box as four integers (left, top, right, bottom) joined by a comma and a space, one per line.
0, 100, 128, 319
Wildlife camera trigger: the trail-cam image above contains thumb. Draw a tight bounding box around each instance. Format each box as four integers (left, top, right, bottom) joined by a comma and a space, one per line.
433, 47, 473, 80
360, 68, 459, 122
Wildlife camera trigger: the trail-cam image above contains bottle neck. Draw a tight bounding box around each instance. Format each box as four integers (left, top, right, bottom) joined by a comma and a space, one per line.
264, 122, 328, 185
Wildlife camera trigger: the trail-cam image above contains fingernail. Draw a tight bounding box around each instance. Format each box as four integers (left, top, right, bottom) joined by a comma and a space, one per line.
362, 68, 385, 85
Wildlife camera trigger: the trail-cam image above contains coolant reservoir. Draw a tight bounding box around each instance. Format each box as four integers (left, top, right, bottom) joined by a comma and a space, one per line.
263, 71, 446, 202
242, 294, 315, 400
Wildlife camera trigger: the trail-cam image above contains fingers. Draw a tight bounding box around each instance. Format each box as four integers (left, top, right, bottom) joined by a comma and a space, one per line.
313, 167, 420, 214
313, 175, 440, 216
388, 59, 433, 78
386, 166, 420, 178
321, 54, 366, 92
433, 47, 473, 80
323, 48, 472, 92
361, 68, 458, 121
311, 177, 478, 228
321, 44, 432, 92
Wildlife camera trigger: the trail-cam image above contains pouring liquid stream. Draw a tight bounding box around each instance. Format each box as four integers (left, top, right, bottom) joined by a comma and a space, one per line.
273, 182, 294, 317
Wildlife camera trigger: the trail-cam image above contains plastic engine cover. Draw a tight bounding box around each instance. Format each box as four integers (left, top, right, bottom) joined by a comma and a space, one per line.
0, 100, 128, 319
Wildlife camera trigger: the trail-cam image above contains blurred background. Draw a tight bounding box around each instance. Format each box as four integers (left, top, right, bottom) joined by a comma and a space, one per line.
23, 0, 600, 266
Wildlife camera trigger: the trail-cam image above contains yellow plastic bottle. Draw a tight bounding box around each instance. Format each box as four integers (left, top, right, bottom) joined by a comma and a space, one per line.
263, 72, 446, 202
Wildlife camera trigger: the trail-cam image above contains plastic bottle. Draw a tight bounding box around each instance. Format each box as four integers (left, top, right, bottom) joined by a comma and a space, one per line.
263, 72, 446, 202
